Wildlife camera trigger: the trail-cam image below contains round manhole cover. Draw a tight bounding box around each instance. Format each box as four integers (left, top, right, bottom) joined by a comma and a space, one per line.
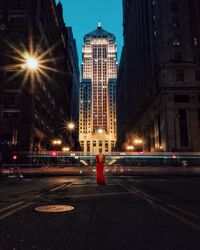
35, 205, 74, 213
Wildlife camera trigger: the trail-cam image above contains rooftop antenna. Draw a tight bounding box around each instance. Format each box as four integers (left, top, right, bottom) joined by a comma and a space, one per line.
98, 20, 101, 29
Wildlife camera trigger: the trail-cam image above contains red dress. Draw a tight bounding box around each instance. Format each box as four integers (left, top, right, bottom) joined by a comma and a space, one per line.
95, 153, 105, 185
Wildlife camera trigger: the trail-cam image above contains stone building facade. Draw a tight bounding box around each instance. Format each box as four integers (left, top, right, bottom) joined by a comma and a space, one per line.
117, 0, 200, 152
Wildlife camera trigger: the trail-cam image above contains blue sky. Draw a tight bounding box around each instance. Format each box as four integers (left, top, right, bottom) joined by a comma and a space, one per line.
57, 0, 123, 65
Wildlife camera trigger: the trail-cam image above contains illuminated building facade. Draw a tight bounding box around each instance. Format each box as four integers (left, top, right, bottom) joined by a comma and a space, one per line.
79, 24, 117, 154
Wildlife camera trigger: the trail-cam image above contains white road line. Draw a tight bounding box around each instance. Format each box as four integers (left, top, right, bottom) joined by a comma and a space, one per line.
60, 183, 72, 190
0, 201, 24, 213
50, 183, 69, 192
66, 192, 130, 198
168, 204, 200, 220
157, 204, 200, 232
115, 180, 200, 232
0, 202, 34, 220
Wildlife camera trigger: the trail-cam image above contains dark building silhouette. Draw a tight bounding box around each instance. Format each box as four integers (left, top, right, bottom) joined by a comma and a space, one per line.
0, 0, 78, 158
66, 26, 80, 150
117, 0, 200, 152
116, 46, 128, 149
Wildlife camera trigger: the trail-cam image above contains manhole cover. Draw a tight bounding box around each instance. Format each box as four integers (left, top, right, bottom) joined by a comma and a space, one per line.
35, 205, 74, 213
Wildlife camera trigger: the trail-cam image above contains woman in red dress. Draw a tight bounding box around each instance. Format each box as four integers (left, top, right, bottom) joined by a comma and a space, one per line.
95, 149, 106, 185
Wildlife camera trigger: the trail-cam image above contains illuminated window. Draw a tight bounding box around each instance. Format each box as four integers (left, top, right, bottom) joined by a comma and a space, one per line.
172, 35, 181, 46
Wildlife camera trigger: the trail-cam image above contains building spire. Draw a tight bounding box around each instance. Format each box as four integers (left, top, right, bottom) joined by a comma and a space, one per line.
98, 20, 101, 29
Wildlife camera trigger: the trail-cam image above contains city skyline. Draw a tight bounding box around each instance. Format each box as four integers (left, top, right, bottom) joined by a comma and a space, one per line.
56, 0, 123, 64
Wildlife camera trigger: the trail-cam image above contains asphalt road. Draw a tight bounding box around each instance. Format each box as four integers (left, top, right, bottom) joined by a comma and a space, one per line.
0, 176, 200, 250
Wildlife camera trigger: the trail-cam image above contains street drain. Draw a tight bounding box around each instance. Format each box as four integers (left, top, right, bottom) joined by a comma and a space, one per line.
35, 205, 74, 213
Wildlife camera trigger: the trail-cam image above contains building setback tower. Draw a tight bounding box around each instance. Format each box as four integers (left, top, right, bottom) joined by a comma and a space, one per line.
79, 24, 117, 154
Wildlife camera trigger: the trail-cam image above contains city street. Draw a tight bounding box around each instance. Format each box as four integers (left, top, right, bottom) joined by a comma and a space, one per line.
0, 176, 200, 250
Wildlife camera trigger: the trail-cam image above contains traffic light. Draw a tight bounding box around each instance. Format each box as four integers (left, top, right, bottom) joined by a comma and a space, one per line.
50, 151, 58, 157
12, 154, 18, 161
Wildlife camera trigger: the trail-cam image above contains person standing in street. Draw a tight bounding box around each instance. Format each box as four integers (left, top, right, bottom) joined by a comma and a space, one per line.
95, 148, 106, 185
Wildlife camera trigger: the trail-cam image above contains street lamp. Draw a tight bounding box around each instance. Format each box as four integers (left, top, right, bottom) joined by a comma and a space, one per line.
134, 139, 143, 144
25, 56, 38, 70
126, 145, 134, 151
52, 139, 62, 145
133, 138, 143, 152
67, 122, 75, 131
64, 121, 77, 151
62, 147, 70, 152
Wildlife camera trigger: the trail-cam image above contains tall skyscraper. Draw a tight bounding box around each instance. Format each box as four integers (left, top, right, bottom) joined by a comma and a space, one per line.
117, 0, 200, 152
79, 24, 117, 154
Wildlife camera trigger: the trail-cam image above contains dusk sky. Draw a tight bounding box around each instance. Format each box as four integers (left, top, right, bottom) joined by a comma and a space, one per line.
56, 0, 123, 66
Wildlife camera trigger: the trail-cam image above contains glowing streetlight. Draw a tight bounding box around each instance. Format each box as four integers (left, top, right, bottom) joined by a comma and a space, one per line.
52, 139, 62, 145
126, 145, 134, 151
134, 139, 143, 144
67, 122, 75, 131
62, 147, 70, 152
133, 138, 143, 152
26, 56, 38, 70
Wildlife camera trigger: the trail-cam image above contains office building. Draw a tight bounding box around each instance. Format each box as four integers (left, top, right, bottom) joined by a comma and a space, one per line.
117, 0, 200, 152
0, 0, 74, 159
79, 24, 117, 154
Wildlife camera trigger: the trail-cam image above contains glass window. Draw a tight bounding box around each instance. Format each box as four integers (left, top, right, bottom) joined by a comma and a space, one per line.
10, 0, 26, 10
99, 141, 102, 149
111, 141, 115, 151
87, 141, 90, 152
3, 92, 20, 105
174, 95, 189, 103
175, 70, 184, 81
195, 70, 200, 81
170, 1, 178, 12
179, 109, 189, 147
3, 111, 20, 118
172, 35, 181, 46
0, 1, 3, 11
174, 52, 182, 61
172, 17, 179, 29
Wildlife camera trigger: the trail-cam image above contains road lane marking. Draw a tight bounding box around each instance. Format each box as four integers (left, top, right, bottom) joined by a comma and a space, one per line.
60, 183, 72, 190
168, 204, 200, 220
0, 202, 34, 220
0, 201, 24, 213
114, 180, 158, 210
71, 184, 117, 187
0, 181, 72, 220
50, 183, 70, 192
115, 180, 200, 232
157, 204, 200, 232
66, 192, 130, 198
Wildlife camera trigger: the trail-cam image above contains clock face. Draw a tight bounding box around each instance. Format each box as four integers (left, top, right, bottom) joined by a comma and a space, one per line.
98, 128, 103, 134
